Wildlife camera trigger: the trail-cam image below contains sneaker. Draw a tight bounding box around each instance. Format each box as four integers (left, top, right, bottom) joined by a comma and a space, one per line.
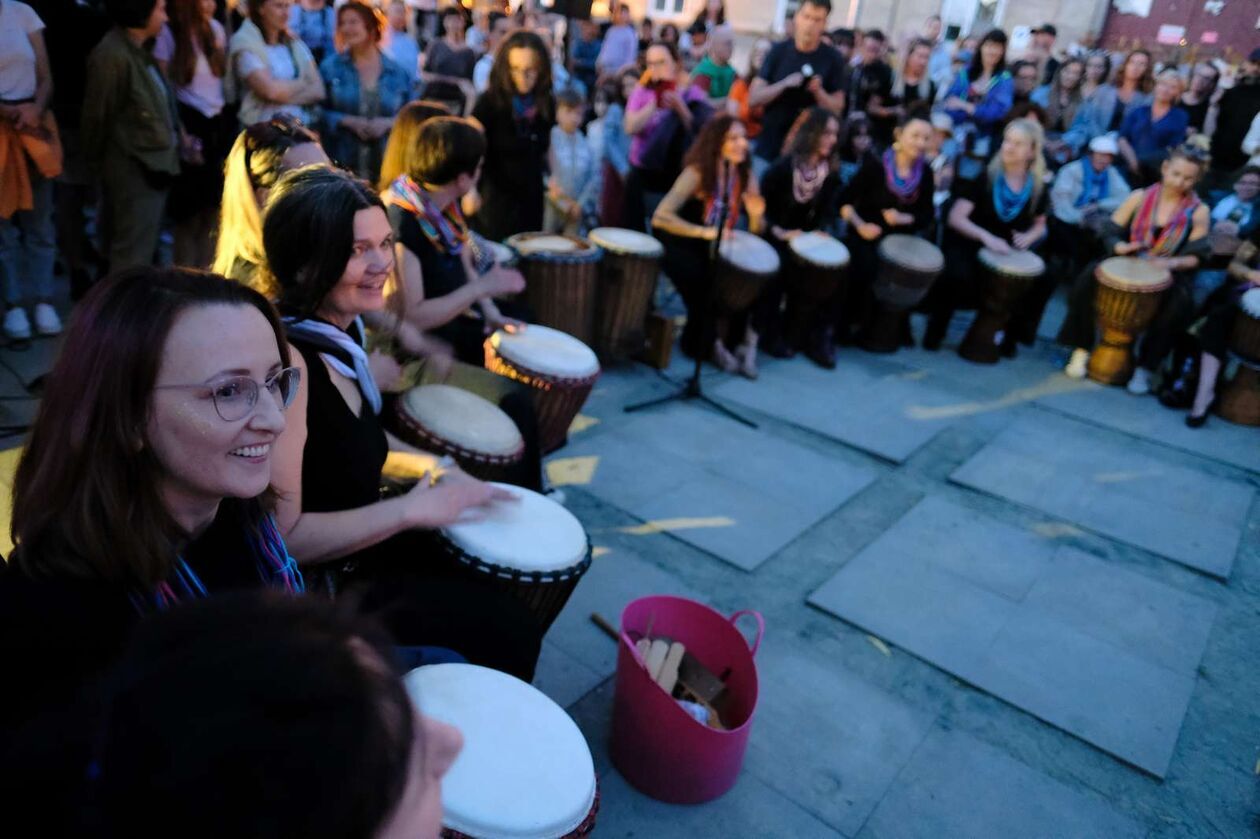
1126, 367, 1151, 395
1064, 348, 1089, 379
33, 303, 62, 337
3, 307, 31, 341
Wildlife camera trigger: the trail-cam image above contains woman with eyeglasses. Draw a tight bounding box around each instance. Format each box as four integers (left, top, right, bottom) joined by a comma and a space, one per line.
0, 266, 303, 826
262, 165, 543, 680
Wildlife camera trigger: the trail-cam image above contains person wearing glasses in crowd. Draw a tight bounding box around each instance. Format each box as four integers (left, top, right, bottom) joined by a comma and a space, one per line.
0, 267, 303, 829
1178, 61, 1219, 135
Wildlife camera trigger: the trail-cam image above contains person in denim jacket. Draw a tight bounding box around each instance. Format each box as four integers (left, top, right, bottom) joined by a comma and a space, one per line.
319, 1, 411, 182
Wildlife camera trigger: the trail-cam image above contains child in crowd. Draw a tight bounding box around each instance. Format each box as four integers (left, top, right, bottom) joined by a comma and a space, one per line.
546, 89, 600, 235
688, 24, 735, 109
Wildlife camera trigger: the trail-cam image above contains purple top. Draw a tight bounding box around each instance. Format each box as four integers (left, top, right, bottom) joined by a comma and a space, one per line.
626, 82, 707, 168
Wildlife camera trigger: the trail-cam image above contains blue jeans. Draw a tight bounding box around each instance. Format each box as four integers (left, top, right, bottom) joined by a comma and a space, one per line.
0, 165, 55, 305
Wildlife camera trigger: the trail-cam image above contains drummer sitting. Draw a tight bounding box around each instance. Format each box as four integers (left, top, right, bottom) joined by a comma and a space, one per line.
926, 118, 1049, 353
1058, 146, 1211, 393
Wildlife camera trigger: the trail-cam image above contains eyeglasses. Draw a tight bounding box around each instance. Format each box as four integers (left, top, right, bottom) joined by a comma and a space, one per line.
155, 367, 301, 422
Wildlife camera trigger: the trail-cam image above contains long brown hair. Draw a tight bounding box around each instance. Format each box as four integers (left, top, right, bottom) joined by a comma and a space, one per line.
167, 0, 226, 87
1113, 48, 1155, 94
11, 268, 290, 586
484, 29, 554, 123
683, 114, 749, 199
377, 99, 452, 190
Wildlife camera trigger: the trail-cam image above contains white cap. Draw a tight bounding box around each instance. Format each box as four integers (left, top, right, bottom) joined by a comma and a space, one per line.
930, 112, 954, 134
1089, 135, 1119, 155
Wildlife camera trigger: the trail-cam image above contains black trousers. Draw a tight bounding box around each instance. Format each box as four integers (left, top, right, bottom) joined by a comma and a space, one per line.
658, 229, 752, 356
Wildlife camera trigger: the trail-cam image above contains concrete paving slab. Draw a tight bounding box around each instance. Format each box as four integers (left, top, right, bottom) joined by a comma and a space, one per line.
710, 357, 960, 462
808, 498, 1214, 777
1038, 377, 1260, 475
949, 412, 1253, 578
858, 727, 1148, 839
533, 640, 605, 709
745, 641, 936, 836
557, 404, 876, 571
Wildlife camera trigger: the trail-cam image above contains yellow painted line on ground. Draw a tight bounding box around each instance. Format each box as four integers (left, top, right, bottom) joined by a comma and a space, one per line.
592, 546, 611, 558
545, 455, 599, 487
1031, 522, 1086, 539
568, 414, 600, 434
0, 446, 21, 559
866, 635, 892, 657
904, 374, 1092, 421
618, 516, 736, 536
1092, 470, 1158, 484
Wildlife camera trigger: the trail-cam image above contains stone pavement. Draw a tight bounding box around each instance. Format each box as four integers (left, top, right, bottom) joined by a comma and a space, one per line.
1, 302, 1257, 836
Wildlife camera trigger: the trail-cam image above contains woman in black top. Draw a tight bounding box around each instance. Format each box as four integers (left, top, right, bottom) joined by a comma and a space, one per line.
381, 114, 544, 491
0, 267, 303, 830
925, 117, 1049, 350
263, 166, 542, 680
839, 111, 936, 349
883, 39, 936, 143
759, 107, 843, 366
470, 30, 554, 241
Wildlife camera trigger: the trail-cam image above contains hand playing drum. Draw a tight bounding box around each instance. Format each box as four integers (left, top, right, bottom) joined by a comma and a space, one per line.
402, 468, 518, 529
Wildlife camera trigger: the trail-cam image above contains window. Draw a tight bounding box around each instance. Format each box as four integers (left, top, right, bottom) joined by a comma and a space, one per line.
650, 0, 685, 15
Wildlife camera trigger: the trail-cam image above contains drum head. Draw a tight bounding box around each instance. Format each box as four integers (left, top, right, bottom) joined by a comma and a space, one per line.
978, 248, 1045, 277
878, 234, 944, 273
589, 227, 664, 257
404, 663, 597, 839
506, 232, 596, 259
1097, 256, 1172, 293
401, 385, 523, 457
719, 230, 780, 275
489, 324, 601, 379
790, 231, 850, 268
1242, 287, 1260, 318
487, 240, 517, 266
443, 483, 588, 572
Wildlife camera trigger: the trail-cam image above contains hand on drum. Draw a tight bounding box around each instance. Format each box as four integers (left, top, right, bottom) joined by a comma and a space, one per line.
982, 233, 1012, 255
403, 466, 519, 529
1011, 230, 1039, 251
1114, 241, 1143, 256
857, 222, 883, 242
882, 209, 914, 228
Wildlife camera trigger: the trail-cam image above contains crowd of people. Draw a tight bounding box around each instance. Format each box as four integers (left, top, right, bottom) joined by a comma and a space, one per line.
1, 0, 1259, 831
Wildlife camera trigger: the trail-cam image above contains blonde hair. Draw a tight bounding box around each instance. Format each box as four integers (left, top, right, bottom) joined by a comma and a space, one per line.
988, 118, 1047, 209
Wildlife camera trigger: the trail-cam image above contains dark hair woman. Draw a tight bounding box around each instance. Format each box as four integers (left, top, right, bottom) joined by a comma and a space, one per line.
227, 0, 325, 127
758, 107, 843, 366
469, 29, 554, 241
652, 114, 765, 376
94, 591, 463, 839
940, 28, 1013, 156
262, 166, 542, 680
213, 114, 329, 294
1058, 146, 1211, 394
0, 267, 302, 828
380, 115, 545, 491
1063, 48, 1154, 156
154, 0, 232, 269
839, 111, 937, 351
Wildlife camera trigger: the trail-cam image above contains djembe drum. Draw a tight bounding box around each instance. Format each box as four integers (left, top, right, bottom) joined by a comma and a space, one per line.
588, 227, 663, 361
392, 384, 524, 482
1087, 256, 1172, 385
715, 230, 780, 313
484, 324, 601, 454
404, 664, 599, 839
959, 248, 1046, 364
866, 234, 944, 353
1217, 287, 1260, 426
786, 231, 850, 346
506, 233, 603, 345
436, 483, 592, 631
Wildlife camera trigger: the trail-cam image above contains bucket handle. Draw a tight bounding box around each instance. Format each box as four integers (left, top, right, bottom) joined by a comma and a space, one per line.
728, 610, 764, 657
620, 629, 649, 668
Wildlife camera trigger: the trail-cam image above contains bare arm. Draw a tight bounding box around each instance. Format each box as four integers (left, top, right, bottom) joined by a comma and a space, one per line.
623, 97, 657, 136
743, 175, 764, 235
395, 243, 491, 331
747, 73, 804, 108
651, 167, 714, 240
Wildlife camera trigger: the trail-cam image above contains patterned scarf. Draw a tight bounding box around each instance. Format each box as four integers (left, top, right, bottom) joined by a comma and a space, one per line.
992, 171, 1033, 223
882, 148, 926, 204
1075, 164, 1111, 208
792, 159, 830, 204
704, 162, 742, 230
385, 174, 469, 256
512, 93, 538, 123
1130, 184, 1200, 257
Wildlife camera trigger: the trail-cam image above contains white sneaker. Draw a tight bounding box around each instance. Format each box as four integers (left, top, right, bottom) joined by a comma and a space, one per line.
1126, 367, 1151, 395
33, 303, 61, 337
3, 307, 31, 341
1064, 348, 1089, 379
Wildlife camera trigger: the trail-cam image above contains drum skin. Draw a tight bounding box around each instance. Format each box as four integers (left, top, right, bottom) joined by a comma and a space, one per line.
1087, 257, 1171, 385
392, 385, 525, 482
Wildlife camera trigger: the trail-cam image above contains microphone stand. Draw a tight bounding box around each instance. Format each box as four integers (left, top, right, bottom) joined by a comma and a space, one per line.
625, 160, 756, 428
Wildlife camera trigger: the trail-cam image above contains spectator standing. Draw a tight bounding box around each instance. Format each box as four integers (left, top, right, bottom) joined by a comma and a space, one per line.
382, 0, 420, 86
423, 5, 475, 108
923, 14, 952, 89
1208, 49, 1260, 180
227, 0, 325, 128
748, 0, 846, 174
728, 36, 769, 141
1063, 48, 1153, 155
597, 69, 638, 227
471, 11, 509, 94
471, 29, 554, 241
1178, 62, 1218, 134
689, 24, 735, 108
154, 0, 231, 270
571, 18, 602, 96
1010, 59, 1038, 107
288, 0, 335, 65
1117, 69, 1189, 184
82, 0, 180, 272
319, 2, 410, 183
1028, 23, 1059, 86
691, 0, 724, 32
597, 2, 638, 85
850, 29, 895, 140
1033, 57, 1084, 165
940, 28, 1014, 160
0, 0, 60, 338
886, 38, 936, 135
466, 6, 490, 55
1079, 52, 1109, 103
546, 89, 599, 235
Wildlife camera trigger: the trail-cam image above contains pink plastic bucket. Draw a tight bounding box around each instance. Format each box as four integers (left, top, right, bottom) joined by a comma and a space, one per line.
610, 595, 763, 804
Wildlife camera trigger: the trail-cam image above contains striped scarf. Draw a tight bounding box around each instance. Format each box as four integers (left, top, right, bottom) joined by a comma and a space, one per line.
1130, 184, 1200, 257
385, 174, 470, 256
704, 163, 742, 230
